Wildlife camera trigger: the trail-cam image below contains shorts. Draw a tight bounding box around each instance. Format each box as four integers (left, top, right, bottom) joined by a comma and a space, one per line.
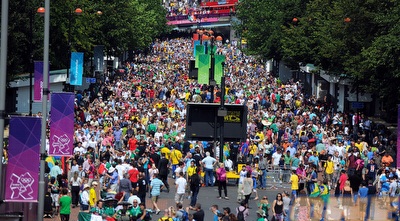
325, 173, 333, 182
359, 201, 367, 211
175, 193, 185, 203
151, 195, 159, 202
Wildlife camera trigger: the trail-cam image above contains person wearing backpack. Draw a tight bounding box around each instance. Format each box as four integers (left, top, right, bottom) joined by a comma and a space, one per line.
176, 203, 189, 221
236, 201, 249, 221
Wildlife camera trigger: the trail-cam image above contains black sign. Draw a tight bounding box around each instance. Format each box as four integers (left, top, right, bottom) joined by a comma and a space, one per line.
185, 103, 248, 142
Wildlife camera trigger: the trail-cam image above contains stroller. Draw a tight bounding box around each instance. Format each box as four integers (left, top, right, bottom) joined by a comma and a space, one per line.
43, 191, 54, 218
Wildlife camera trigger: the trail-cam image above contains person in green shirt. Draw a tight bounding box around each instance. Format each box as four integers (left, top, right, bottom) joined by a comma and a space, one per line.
59, 188, 72, 221
257, 209, 266, 221
90, 200, 106, 216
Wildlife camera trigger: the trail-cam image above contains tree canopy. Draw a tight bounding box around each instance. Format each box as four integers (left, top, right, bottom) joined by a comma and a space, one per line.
4, 0, 169, 78
235, 0, 400, 121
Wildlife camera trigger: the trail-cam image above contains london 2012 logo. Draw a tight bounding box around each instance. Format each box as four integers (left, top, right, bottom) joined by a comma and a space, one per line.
9, 172, 35, 199
51, 133, 71, 154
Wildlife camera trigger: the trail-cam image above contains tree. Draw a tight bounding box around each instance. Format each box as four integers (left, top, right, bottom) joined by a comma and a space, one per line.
235, 0, 307, 74
4, 0, 169, 76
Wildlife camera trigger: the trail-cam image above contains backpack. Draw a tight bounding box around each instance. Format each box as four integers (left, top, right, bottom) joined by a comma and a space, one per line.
237, 207, 245, 221
180, 209, 189, 221
79, 191, 84, 205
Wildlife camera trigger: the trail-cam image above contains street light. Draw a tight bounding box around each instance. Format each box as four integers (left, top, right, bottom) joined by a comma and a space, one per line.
37, 0, 50, 219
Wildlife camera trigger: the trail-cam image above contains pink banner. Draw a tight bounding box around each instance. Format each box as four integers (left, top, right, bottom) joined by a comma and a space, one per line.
49, 92, 75, 156
5, 116, 41, 202
34, 61, 50, 102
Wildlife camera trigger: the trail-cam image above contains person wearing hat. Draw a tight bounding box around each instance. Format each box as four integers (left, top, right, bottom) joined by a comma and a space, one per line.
256, 209, 266, 221
89, 181, 98, 209
80, 184, 90, 211
106, 166, 119, 192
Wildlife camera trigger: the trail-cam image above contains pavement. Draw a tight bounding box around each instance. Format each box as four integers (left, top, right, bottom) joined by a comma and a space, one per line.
42, 178, 396, 221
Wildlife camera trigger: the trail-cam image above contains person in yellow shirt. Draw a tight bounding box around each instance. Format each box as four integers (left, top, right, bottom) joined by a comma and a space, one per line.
289, 170, 299, 201
249, 142, 257, 163
324, 155, 334, 188
89, 181, 98, 209
354, 139, 364, 152
186, 160, 197, 181
170, 148, 182, 178
160, 146, 171, 160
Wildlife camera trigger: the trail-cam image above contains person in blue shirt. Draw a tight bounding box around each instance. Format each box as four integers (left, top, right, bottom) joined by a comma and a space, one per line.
308, 152, 319, 167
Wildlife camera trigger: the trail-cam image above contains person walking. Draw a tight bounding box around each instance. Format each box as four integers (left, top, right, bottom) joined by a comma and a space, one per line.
150, 173, 164, 214
272, 193, 285, 221
282, 191, 291, 221
59, 188, 72, 221
175, 172, 187, 205
158, 153, 170, 192
237, 165, 248, 202
189, 167, 201, 209
242, 173, 253, 205
69, 171, 81, 208
216, 162, 228, 199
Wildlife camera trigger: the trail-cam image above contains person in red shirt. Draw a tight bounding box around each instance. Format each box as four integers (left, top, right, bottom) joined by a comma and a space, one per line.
128, 136, 138, 152
128, 162, 140, 189
336, 169, 348, 207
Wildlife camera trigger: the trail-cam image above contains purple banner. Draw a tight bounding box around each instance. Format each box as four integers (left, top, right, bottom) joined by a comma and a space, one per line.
49, 92, 74, 156
5, 116, 41, 202
397, 105, 400, 168
34, 61, 43, 102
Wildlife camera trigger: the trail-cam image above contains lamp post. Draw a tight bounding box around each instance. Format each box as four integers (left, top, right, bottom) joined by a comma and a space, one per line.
65, 7, 82, 92
37, 0, 50, 219
0, 0, 9, 205
218, 61, 227, 163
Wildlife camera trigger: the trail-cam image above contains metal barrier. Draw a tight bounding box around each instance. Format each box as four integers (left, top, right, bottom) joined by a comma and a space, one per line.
265, 165, 292, 188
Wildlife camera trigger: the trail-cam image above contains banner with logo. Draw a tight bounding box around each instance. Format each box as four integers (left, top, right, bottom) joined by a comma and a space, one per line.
70, 52, 83, 86
195, 45, 205, 68
197, 54, 210, 85
34, 61, 50, 102
5, 116, 41, 202
94, 45, 104, 72
49, 92, 74, 156
214, 54, 226, 85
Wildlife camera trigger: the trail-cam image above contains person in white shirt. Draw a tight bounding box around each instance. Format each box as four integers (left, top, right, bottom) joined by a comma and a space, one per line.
201, 152, 217, 187
174, 172, 187, 204
224, 158, 234, 171
80, 184, 90, 211
271, 148, 282, 188
237, 165, 248, 202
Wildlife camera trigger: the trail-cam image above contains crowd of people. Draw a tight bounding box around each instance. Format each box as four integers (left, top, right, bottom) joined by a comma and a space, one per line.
39, 29, 398, 221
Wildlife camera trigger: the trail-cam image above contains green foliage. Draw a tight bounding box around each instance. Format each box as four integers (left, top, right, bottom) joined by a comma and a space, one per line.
5, 0, 168, 77
236, 0, 400, 117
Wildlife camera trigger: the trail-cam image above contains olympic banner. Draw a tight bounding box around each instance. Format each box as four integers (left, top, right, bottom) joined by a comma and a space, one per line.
49, 92, 74, 156
34, 61, 50, 102
70, 52, 84, 86
5, 116, 41, 202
